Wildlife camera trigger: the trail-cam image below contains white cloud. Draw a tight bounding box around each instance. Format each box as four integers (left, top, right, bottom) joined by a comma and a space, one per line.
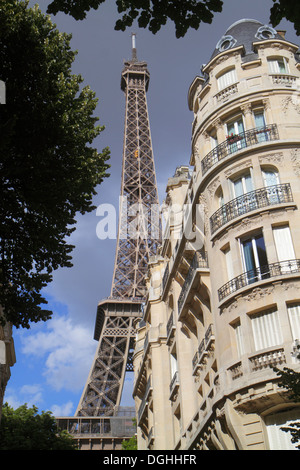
5, 383, 44, 409
50, 401, 74, 417
19, 315, 97, 393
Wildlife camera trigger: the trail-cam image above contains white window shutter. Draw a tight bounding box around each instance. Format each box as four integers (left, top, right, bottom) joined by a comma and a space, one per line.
251, 309, 282, 350
287, 304, 300, 341
273, 226, 295, 262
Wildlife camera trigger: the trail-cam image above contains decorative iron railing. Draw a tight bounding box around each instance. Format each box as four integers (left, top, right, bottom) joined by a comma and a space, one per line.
169, 371, 179, 395
201, 124, 279, 175
167, 311, 175, 340
192, 324, 214, 371
162, 263, 169, 292
138, 376, 152, 423
177, 250, 208, 314
210, 183, 293, 234
218, 259, 300, 301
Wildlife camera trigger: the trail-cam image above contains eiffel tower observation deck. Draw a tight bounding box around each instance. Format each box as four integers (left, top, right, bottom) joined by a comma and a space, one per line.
73, 34, 161, 432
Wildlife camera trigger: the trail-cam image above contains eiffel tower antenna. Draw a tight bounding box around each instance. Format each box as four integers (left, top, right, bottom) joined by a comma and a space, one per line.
75, 35, 161, 417
131, 32, 137, 61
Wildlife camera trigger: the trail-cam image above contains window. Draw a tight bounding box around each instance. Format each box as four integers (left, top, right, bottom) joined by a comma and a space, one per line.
287, 304, 300, 341
262, 168, 279, 187
230, 170, 256, 215
224, 246, 234, 280
266, 409, 300, 450
251, 308, 282, 351
254, 111, 269, 143
216, 35, 237, 53
226, 117, 246, 152
273, 225, 296, 271
268, 57, 289, 74
255, 25, 277, 40
240, 232, 269, 283
217, 68, 237, 91
262, 168, 282, 204
232, 320, 244, 357
231, 171, 254, 198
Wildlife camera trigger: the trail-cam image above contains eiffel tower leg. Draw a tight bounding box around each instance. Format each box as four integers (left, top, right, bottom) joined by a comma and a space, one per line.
75, 299, 142, 417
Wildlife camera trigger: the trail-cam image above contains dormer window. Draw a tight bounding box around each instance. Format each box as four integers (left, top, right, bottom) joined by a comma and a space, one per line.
255, 25, 277, 40
216, 35, 237, 52
217, 67, 237, 91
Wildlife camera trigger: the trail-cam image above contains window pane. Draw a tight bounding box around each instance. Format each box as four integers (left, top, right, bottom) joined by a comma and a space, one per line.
242, 239, 256, 272
262, 170, 279, 187
266, 409, 300, 450
217, 68, 237, 90
251, 308, 282, 350
254, 112, 265, 128
273, 226, 295, 262
287, 304, 300, 341
233, 321, 244, 356
244, 174, 254, 192
255, 234, 268, 268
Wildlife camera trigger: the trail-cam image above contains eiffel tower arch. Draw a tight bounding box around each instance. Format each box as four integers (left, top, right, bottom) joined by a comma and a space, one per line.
75, 35, 161, 418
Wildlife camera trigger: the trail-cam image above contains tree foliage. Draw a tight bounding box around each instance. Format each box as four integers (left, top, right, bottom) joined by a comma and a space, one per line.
121, 418, 137, 450
0, 403, 77, 450
46, 0, 300, 38
0, 1, 110, 328
273, 366, 300, 449
270, 0, 300, 36
47, 0, 224, 38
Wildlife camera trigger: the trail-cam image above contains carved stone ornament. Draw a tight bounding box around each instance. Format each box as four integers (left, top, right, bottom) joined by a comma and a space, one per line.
259, 152, 283, 167
291, 148, 300, 177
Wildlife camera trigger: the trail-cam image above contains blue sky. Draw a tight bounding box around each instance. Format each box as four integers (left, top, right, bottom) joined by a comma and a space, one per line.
4, 0, 300, 417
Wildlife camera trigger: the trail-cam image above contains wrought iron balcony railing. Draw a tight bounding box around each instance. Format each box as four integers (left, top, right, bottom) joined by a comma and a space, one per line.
218, 259, 300, 302
210, 183, 293, 234
177, 250, 209, 314
192, 324, 214, 372
169, 371, 179, 398
201, 124, 279, 175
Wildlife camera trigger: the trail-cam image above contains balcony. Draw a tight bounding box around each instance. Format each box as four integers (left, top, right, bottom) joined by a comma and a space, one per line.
192, 324, 215, 374
210, 183, 293, 235
218, 259, 300, 302
201, 124, 279, 175
169, 371, 179, 400
227, 347, 286, 381
137, 376, 152, 424
166, 311, 176, 344
271, 74, 298, 87
177, 250, 209, 315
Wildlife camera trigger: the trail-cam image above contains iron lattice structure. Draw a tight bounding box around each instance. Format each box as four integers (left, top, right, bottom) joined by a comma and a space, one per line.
76, 37, 161, 417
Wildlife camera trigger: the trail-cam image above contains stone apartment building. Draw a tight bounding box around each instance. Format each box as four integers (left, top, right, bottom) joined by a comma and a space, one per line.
133, 19, 300, 450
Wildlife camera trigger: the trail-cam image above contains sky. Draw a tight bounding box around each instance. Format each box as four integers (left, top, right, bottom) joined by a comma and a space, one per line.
4, 0, 300, 417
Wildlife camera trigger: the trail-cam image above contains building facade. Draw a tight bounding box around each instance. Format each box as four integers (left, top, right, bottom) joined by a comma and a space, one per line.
133, 19, 300, 450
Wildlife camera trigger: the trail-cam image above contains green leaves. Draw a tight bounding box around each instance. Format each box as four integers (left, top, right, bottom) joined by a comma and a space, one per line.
0, 1, 110, 328
0, 403, 78, 450
46, 0, 300, 38
270, 0, 300, 35
114, 0, 224, 38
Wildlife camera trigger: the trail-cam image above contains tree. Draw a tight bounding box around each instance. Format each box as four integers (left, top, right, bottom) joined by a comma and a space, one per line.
0, 1, 110, 328
121, 418, 137, 450
273, 365, 300, 449
46, 0, 300, 39
0, 403, 78, 450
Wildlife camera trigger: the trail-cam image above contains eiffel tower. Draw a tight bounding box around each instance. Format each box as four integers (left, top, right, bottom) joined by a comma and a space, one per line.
76, 35, 161, 417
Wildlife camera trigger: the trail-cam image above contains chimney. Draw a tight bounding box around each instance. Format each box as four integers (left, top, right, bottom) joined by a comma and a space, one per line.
277, 30, 286, 39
